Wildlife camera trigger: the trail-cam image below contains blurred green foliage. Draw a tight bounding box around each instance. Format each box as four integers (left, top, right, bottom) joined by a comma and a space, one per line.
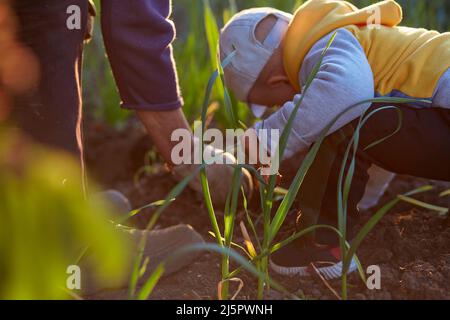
0, 129, 130, 299
83, 0, 449, 128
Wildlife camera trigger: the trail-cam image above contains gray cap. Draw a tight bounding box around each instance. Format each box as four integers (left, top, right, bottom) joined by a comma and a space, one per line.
219, 8, 292, 102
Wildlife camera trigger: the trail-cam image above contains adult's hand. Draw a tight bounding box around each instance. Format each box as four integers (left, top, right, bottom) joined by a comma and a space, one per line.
171, 145, 254, 207
137, 109, 253, 206
137, 109, 191, 164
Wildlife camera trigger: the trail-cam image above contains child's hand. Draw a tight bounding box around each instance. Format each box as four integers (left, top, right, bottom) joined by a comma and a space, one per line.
240, 128, 282, 184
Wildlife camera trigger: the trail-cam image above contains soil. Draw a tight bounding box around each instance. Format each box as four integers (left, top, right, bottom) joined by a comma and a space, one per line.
84, 119, 450, 300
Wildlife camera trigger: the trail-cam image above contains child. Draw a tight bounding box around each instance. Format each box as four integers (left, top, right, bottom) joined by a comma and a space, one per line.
219, 0, 450, 279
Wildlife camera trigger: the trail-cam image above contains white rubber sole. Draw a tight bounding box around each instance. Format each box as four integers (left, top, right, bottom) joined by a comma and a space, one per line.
269, 257, 358, 280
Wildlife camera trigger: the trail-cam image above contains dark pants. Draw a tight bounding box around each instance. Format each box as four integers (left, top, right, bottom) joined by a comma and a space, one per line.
298, 104, 450, 245
12, 0, 89, 163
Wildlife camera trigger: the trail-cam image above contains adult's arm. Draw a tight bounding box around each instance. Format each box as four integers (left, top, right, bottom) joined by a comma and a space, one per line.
99, 1, 253, 201
101, 0, 190, 163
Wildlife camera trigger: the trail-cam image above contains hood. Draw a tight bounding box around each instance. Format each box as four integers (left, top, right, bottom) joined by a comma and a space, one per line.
283, 0, 403, 90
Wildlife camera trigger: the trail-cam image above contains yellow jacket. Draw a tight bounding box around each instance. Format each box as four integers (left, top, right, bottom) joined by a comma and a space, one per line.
283, 0, 450, 98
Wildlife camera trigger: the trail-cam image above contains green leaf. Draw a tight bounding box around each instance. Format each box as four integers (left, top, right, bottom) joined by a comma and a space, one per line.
116, 199, 172, 225
397, 195, 448, 214
203, 0, 220, 69
137, 263, 165, 300
268, 33, 338, 245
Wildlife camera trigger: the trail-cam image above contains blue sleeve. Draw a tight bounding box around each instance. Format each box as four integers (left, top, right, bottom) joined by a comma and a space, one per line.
255, 29, 374, 159
101, 0, 183, 111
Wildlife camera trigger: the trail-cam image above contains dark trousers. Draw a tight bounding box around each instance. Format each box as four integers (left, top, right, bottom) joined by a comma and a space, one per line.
298, 104, 450, 245
12, 0, 89, 163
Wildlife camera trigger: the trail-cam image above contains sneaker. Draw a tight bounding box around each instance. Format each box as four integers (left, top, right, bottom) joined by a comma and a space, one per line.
84, 190, 205, 295
95, 189, 132, 219
98, 190, 205, 275
121, 224, 205, 277
83, 224, 204, 296
269, 241, 357, 280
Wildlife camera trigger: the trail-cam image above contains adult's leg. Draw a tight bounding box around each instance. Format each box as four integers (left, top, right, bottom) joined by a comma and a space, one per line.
12, 0, 89, 162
